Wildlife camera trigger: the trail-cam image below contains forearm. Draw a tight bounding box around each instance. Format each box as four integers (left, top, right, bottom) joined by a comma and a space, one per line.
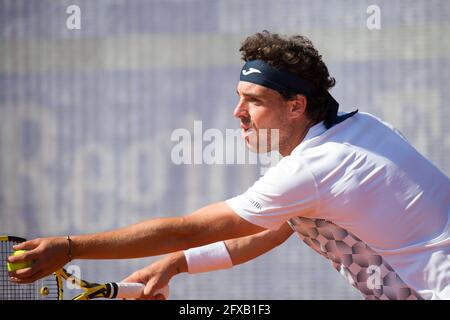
71, 217, 188, 259
161, 251, 189, 277
70, 202, 263, 260
180, 222, 294, 274
224, 222, 294, 266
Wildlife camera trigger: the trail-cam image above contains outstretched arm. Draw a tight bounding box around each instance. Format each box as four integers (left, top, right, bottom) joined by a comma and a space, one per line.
9, 202, 265, 283
225, 221, 294, 265
122, 222, 294, 299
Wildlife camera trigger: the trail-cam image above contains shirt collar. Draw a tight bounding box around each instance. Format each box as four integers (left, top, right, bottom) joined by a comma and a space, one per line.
288, 121, 327, 156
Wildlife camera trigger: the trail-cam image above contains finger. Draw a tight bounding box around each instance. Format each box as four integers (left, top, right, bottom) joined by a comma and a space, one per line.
9, 268, 49, 284
121, 273, 140, 283
8, 260, 43, 280
142, 281, 163, 300
7, 248, 40, 264
12, 239, 40, 251
9, 265, 38, 278
143, 283, 167, 300
143, 281, 155, 296
8, 258, 46, 278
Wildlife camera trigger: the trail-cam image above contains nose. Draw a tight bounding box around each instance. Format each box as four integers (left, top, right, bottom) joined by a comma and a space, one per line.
233, 99, 248, 118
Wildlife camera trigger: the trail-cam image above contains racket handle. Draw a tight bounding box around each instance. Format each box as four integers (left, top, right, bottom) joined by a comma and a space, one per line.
115, 282, 170, 299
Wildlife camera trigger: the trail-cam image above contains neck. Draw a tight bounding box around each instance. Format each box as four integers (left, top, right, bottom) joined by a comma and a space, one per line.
279, 121, 313, 156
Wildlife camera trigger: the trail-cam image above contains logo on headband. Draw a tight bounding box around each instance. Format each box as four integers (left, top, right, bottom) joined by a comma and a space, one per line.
242, 68, 262, 76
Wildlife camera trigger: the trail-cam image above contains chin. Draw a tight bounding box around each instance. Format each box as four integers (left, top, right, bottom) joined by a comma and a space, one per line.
246, 139, 273, 153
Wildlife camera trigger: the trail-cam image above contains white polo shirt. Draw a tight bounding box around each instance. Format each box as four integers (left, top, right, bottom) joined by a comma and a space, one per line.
227, 112, 450, 300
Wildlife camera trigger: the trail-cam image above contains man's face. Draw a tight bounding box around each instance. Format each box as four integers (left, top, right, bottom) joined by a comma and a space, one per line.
234, 81, 292, 153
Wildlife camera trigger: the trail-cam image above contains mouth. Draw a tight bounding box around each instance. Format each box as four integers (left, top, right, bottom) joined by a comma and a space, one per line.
240, 117, 255, 139
241, 126, 255, 139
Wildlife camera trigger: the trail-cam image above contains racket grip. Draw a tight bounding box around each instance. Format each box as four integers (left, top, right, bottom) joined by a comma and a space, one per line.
116, 282, 170, 299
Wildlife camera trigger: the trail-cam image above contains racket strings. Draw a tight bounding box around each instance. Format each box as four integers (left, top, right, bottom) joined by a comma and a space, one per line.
0, 239, 36, 300
2, 236, 130, 300
37, 277, 61, 300
0, 238, 60, 300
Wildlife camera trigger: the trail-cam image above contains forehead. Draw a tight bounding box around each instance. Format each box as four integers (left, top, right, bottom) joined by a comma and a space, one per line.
236, 81, 280, 98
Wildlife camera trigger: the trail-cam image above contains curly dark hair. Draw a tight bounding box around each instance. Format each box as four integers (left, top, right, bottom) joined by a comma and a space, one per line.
239, 31, 336, 124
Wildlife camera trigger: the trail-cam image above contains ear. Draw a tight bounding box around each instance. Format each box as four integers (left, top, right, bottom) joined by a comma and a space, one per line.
288, 94, 307, 120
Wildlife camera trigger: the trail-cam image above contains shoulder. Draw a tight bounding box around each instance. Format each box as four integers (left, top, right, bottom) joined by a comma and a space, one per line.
290, 111, 408, 177
255, 155, 317, 190
295, 111, 407, 155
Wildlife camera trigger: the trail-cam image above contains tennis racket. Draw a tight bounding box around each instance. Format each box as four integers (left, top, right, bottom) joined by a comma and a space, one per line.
1, 235, 169, 300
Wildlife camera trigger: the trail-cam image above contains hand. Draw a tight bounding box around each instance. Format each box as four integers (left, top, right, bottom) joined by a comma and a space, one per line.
122, 251, 186, 300
8, 237, 70, 284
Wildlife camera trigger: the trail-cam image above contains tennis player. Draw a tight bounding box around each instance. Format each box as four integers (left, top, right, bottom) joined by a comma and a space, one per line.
9, 31, 450, 300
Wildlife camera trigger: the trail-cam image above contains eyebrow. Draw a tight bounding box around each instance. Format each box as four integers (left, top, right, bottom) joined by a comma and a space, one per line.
236, 90, 264, 100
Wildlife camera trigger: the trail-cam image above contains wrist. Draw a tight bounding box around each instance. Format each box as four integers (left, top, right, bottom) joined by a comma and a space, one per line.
66, 234, 84, 260
65, 235, 73, 262
164, 251, 188, 277
183, 241, 233, 274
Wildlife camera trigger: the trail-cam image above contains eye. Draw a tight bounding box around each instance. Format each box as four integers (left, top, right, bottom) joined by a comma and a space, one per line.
249, 98, 262, 105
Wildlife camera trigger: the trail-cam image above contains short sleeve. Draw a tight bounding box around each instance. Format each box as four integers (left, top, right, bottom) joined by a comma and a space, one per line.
226, 156, 320, 230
